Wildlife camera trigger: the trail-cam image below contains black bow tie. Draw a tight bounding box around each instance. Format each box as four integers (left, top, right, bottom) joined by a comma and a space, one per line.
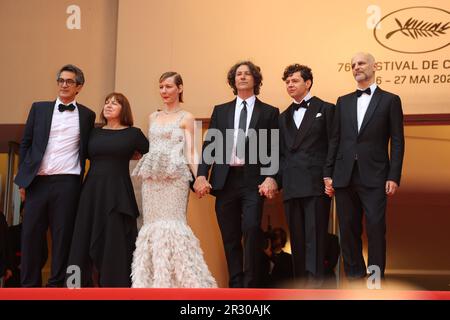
356, 87, 371, 97
58, 103, 75, 112
294, 99, 309, 111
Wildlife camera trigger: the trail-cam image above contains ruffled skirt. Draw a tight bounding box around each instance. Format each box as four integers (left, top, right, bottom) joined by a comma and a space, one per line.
131, 220, 217, 288
131, 176, 216, 288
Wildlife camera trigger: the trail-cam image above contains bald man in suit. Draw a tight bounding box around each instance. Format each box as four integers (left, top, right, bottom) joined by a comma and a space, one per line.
324, 52, 404, 281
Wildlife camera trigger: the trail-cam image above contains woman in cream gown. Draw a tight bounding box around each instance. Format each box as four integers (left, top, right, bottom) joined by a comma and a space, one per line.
131, 72, 217, 288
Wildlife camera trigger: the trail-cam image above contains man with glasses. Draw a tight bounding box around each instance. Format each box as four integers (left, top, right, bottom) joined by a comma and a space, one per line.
15, 64, 96, 287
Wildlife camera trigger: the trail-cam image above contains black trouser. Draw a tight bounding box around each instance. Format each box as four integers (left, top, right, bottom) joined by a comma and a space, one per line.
21, 175, 81, 287
215, 167, 264, 288
335, 165, 387, 278
284, 195, 331, 282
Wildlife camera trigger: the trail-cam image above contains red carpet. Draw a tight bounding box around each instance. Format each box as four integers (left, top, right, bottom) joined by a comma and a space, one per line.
1, 288, 449, 300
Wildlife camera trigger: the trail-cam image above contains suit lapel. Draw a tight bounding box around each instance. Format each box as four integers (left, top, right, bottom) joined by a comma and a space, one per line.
291, 97, 320, 151
227, 99, 236, 129
283, 103, 297, 148
78, 105, 88, 152
226, 99, 236, 163
350, 93, 358, 135
359, 87, 382, 135
44, 101, 55, 143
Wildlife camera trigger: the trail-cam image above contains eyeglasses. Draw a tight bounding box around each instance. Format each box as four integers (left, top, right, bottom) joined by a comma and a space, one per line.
57, 78, 77, 86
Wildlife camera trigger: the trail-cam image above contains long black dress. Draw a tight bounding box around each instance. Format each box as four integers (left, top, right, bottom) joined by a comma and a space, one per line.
67, 127, 149, 287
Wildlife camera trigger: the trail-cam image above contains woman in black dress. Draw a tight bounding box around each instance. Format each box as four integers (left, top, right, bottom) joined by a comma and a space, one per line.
67, 92, 149, 287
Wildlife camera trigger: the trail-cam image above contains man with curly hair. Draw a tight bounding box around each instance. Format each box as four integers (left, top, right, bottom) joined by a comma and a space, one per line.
195, 61, 279, 288
278, 64, 335, 288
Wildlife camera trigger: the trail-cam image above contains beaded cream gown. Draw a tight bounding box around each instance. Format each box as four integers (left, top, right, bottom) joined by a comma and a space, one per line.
131, 110, 217, 288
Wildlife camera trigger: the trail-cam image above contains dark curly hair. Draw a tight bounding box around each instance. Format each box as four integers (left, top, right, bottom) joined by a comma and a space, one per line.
227, 61, 263, 96
282, 64, 313, 90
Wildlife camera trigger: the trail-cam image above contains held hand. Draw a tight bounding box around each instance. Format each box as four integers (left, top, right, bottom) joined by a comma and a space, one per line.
131, 151, 142, 160
200, 184, 212, 198
19, 188, 26, 202
324, 178, 334, 197
258, 184, 269, 198
385, 180, 398, 196
193, 176, 206, 194
193, 176, 211, 198
258, 177, 278, 199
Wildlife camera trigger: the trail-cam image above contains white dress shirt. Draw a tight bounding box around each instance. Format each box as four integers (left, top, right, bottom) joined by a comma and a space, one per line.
357, 83, 378, 132
293, 92, 312, 129
37, 98, 81, 175
230, 95, 256, 166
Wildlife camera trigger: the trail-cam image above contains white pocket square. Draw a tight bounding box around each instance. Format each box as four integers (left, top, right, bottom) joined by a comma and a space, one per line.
316, 113, 322, 118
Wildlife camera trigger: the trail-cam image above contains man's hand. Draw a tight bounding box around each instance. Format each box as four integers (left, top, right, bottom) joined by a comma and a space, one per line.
324, 178, 334, 197
385, 180, 398, 196
193, 176, 211, 198
19, 188, 26, 202
131, 151, 142, 160
258, 177, 278, 199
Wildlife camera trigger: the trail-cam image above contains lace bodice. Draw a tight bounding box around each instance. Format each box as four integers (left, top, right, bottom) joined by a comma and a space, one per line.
132, 110, 192, 182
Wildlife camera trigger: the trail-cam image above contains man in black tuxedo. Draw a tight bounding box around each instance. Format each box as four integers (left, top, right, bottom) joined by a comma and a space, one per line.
324, 52, 404, 281
278, 64, 334, 287
194, 61, 279, 288
14, 64, 96, 287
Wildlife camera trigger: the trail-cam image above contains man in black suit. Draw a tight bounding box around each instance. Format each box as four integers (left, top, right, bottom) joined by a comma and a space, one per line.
324, 52, 404, 281
194, 61, 279, 288
14, 64, 96, 287
278, 64, 334, 287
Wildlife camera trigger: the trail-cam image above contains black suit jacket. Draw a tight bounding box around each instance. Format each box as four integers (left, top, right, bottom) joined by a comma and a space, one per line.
15, 101, 96, 188
324, 87, 405, 188
197, 98, 279, 194
278, 96, 335, 200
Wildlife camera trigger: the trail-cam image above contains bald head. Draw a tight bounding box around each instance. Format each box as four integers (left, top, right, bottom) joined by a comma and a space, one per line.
351, 52, 376, 87
352, 52, 375, 64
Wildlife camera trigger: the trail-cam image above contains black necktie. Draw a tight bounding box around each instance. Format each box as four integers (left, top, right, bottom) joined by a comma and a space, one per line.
294, 99, 309, 111
236, 100, 248, 159
356, 87, 371, 97
58, 103, 75, 112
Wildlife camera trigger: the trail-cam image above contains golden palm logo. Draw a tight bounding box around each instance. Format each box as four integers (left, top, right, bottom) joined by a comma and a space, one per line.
374, 7, 450, 54
386, 18, 449, 40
